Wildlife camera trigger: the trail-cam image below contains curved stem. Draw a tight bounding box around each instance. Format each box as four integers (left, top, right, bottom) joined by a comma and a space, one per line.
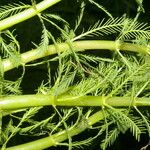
6, 110, 105, 150
0, 0, 61, 31
2, 40, 149, 72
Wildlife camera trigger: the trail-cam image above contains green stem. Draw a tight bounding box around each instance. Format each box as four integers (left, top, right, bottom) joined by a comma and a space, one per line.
0, 0, 61, 31
6, 110, 105, 150
0, 94, 150, 110
2, 40, 149, 72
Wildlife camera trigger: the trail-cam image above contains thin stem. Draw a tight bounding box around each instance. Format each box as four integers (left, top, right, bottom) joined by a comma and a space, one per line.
0, 0, 61, 31
1, 94, 150, 110
6, 110, 105, 150
2, 40, 149, 72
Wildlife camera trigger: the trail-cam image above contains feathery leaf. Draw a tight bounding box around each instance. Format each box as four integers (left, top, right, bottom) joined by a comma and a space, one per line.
73, 17, 125, 41
88, 0, 113, 19
0, 2, 30, 20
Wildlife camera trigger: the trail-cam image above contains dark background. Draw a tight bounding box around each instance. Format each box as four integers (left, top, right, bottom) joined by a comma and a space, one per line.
1, 0, 150, 149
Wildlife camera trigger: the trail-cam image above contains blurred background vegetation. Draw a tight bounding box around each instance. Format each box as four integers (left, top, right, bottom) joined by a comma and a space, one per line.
1, 0, 150, 149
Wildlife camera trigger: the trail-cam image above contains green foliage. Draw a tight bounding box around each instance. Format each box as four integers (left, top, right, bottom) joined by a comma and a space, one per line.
88, 0, 113, 19
0, 2, 30, 20
0, 0, 150, 150
73, 17, 125, 41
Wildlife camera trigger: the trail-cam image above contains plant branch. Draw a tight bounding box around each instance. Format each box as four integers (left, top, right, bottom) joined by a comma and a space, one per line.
0, 0, 61, 31
2, 40, 149, 72
0, 94, 150, 110
6, 110, 105, 150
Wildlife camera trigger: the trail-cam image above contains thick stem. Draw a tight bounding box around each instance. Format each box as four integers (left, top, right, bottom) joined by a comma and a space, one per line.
6, 110, 105, 150
1, 95, 149, 149
0, 94, 150, 110
2, 40, 149, 72
0, 0, 61, 31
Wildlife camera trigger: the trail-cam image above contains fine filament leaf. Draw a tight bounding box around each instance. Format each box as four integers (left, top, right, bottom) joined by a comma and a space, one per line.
88, 0, 113, 19
1, 1, 150, 150
72, 17, 125, 41
0, 2, 30, 20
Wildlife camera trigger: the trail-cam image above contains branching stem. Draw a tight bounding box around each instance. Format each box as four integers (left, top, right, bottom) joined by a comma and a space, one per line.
6, 110, 105, 150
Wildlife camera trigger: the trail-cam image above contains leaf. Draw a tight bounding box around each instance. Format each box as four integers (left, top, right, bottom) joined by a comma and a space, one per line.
74, 1, 85, 31
73, 17, 125, 41
135, 0, 144, 12
38, 23, 50, 51
0, 30, 20, 61
54, 71, 76, 96
0, 2, 30, 20
21, 107, 42, 123
72, 137, 93, 149
44, 13, 69, 25
101, 128, 120, 150
107, 108, 144, 141
19, 116, 56, 135
1, 119, 14, 144
70, 74, 102, 96
41, 14, 69, 40
118, 19, 150, 40
88, 0, 113, 19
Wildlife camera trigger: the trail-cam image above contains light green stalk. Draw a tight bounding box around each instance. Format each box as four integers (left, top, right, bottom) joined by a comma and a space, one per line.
4, 92, 149, 150
6, 110, 105, 150
2, 40, 149, 72
0, 94, 150, 110
0, 0, 61, 31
